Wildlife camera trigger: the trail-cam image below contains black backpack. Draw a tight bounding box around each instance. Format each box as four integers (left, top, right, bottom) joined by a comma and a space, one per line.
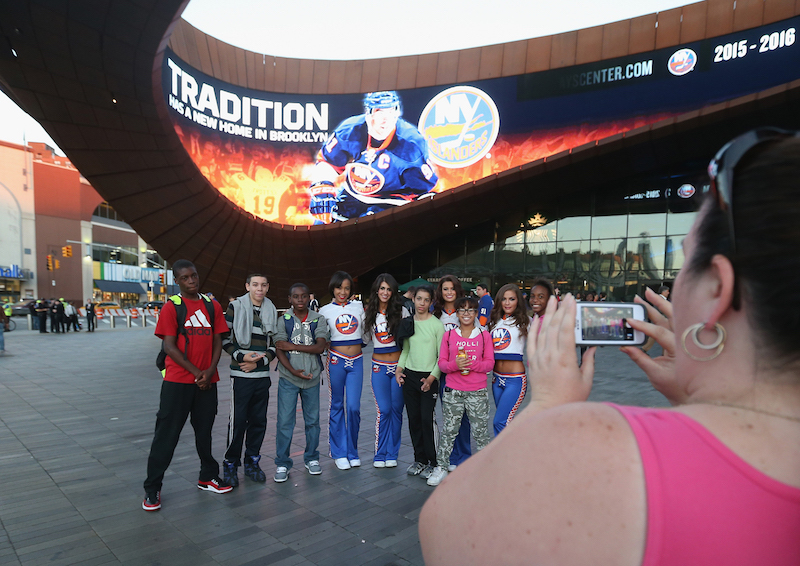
156, 294, 216, 376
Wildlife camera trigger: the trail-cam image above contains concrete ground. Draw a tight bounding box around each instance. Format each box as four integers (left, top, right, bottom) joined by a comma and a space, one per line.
0, 318, 666, 566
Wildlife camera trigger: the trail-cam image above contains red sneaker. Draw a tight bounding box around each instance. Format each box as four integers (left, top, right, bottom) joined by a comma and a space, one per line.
197, 477, 233, 494
142, 491, 161, 511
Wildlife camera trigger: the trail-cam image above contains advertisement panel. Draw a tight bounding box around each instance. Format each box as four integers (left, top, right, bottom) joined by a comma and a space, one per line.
163, 17, 800, 226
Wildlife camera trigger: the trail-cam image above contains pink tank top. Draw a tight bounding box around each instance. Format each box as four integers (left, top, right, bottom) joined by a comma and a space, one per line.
609, 404, 800, 566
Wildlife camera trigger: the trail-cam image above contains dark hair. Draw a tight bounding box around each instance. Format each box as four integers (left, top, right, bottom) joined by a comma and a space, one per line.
454, 296, 479, 311
364, 274, 404, 339
688, 136, 800, 368
171, 259, 195, 277
288, 282, 309, 295
406, 286, 417, 296
657, 285, 669, 294
489, 284, 529, 337
247, 273, 268, 284
415, 285, 434, 300
530, 278, 555, 300
328, 271, 353, 298
477, 283, 489, 292
433, 275, 464, 318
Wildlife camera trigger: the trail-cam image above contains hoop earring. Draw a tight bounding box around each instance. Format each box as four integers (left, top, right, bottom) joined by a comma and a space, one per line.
681, 322, 726, 362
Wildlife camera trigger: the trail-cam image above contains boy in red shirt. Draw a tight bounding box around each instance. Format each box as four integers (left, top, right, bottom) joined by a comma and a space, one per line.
143, 260, 232, 511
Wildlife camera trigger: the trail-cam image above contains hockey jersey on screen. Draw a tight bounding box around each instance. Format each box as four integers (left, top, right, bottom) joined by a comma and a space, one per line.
490, 316, 532, 361
319, 301, 365, 346
320, 115, 438, 219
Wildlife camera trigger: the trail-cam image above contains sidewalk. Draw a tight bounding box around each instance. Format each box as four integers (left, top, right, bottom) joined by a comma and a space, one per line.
0, 323, 666, 566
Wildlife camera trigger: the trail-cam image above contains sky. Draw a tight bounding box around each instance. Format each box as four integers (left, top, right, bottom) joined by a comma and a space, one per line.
0, 0, 700, 154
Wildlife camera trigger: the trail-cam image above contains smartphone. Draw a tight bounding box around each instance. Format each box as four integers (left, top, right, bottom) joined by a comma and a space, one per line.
575, 302, 647, 346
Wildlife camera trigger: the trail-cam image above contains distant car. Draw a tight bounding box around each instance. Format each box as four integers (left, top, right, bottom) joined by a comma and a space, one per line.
7, 299, 37, 316
136, 301, 164, 310
96, 301, 121, 312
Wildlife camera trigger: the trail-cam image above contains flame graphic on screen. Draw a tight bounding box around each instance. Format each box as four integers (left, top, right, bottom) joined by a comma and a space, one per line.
173, 112, 675, 225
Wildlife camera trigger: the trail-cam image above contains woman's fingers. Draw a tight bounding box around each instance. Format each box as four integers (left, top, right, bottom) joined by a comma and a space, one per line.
580, 346, 596, 382
627, 318, 675, 355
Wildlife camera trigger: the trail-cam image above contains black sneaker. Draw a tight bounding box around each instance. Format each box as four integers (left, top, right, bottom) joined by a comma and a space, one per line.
197, 477, 233, 493
222, 460, 239, 488
142, 491, 161, 511
244, 455, 266, 483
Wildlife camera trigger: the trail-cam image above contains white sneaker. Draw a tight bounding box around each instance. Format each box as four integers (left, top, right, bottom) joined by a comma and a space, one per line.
447, 464, 457, 472
426, 466, 448, 486
334, 458, 351, 470
273, 466, 289, 483
385, 460, 397, 468
349, 459, 361, 467
373, 460, 386, 468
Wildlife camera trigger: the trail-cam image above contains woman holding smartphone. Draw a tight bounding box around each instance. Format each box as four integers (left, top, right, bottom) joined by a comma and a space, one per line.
421, 130, 800, 565
433, 275, 471, 470
489, 284, 531, 435
319, 271, 365, 470
397, 286, 444, 478
364, 274, 408, 468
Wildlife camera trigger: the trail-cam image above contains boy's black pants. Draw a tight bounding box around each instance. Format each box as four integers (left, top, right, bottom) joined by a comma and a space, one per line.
144, 381, 219, 493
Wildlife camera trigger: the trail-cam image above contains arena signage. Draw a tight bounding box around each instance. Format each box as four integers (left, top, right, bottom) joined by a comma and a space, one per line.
163, 16, 800, 226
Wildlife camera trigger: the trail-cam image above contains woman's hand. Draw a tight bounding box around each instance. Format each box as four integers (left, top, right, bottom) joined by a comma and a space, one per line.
421, 375, 435, 393
526, 294, 595, 411
395, 368, 405, 386
620, 288, 683, 404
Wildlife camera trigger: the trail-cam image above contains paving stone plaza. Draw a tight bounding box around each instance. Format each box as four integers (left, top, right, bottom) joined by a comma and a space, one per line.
0, 320, 666, 565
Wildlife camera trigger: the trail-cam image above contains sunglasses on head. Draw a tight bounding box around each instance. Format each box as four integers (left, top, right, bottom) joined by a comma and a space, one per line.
707, 127, 799, 253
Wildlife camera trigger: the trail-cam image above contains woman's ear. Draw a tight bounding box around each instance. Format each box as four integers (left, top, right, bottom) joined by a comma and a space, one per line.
703, 254, 736, 329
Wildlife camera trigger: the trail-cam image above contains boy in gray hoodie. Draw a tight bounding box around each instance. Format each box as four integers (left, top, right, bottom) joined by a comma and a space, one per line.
273, 283, 329, 482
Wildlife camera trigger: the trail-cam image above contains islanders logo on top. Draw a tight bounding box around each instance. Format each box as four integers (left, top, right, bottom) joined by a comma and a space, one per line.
668, 48, 697, 76
418, 86, 500, 169
492, 328, 512, 351
336, 314, 359, 335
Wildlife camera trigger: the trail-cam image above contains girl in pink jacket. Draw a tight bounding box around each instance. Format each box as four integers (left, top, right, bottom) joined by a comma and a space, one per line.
427, 296, 494, 486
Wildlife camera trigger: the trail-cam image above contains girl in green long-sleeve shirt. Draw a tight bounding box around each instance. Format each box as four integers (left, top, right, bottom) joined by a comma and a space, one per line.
396, 286, 444, 478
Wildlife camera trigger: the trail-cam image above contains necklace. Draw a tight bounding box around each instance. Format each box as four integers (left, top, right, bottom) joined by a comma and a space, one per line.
701, 401, 800, 423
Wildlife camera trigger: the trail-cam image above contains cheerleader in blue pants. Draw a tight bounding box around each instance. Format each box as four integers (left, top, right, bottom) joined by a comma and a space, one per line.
364, 274, 409, 468
489, 283, 534, 436
319, 271, 365, 470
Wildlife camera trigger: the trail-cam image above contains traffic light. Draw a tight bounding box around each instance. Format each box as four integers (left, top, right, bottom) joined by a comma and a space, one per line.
62, 245, 72, 257
46, 254, 53, 271
54, 259, 60, 269
159, 273, 165, 284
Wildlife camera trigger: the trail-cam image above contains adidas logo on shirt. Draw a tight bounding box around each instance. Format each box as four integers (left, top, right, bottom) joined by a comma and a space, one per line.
184, 309, 212, 335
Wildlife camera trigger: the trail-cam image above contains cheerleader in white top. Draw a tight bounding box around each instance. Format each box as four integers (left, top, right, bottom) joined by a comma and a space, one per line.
319, 271, 365, 470
433, 275, 471, 468
489, 284, 533, 436
364, 274, 409, 468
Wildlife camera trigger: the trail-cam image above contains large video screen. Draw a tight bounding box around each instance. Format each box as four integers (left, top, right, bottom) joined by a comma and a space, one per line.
163, 17, 800, 225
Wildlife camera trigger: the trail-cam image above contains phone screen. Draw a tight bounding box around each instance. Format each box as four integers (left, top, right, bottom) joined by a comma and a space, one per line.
580, 305, 635, 342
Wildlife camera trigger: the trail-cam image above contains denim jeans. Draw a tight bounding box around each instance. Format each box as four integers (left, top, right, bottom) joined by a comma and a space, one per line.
275, 378, 320, 469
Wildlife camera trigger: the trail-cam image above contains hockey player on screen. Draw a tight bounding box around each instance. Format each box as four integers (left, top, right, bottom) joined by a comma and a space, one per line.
308, 91, 438, 223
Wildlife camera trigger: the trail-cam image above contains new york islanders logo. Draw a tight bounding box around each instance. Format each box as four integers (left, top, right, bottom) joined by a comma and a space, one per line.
346, 163, 385, 195
374, 321, 393, 344
373, 364, 380, 373
418, 86, 500, 169
668, 48, 697, 76
492, 328, 512, 351
677, 183, 696, 198
335, 314, 359, 335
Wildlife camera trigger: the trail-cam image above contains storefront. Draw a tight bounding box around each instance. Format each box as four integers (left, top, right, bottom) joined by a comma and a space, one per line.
0, 264, 34, 303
